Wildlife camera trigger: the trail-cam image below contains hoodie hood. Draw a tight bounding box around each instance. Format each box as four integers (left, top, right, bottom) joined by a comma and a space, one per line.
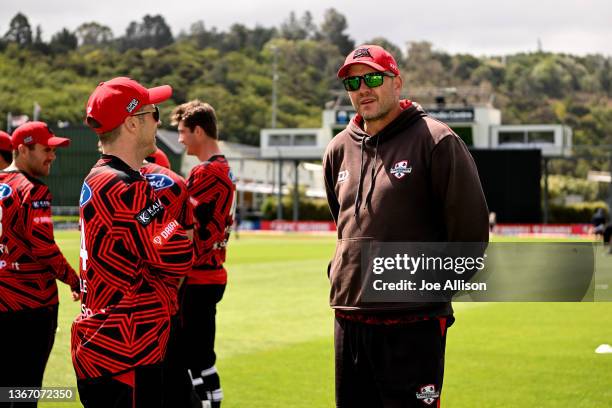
349, 99, 415, 139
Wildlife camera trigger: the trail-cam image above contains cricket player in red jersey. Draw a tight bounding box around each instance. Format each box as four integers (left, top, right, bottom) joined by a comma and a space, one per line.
0, 130, 12, 169
72, 77, 193, 408
141, 149, 196, 407
171, 100, 236, 408
141, 149, 194, 238
0, 122, 80, 406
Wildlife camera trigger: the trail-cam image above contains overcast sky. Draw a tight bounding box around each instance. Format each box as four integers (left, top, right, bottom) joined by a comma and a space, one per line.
1, 0, 610, 56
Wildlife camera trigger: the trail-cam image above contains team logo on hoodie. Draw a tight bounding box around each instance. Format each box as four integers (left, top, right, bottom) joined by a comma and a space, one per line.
416, 384, 439, 405
390, 160, 412, 179
337, 170, 349, 183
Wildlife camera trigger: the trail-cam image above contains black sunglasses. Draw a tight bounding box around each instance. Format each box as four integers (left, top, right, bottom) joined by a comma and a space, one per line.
342, 72, 395, 92
131, 105, 160, 122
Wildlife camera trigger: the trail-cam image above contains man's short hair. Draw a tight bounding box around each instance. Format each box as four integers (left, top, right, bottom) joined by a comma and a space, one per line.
171, 100, 218, 139
13, 144, 35, 159
87, 113, 138, 146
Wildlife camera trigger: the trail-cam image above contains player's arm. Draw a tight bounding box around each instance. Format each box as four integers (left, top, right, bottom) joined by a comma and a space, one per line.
23, 186, 80, 295
187, 167, 233, 246
117, 181, 193, 287
430, 134, 489, 243
323, 148, 340, 224
178, 179, 195, 242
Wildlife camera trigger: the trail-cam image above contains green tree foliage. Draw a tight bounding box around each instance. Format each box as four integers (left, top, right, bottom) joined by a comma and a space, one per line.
0, 9, 610, 164
120, 14, 173, 51
318, 8, 354, 55
3, 13, 32, 47
76, 22, 114, 47
50, 28, 78, 54
280, 11, 317, 41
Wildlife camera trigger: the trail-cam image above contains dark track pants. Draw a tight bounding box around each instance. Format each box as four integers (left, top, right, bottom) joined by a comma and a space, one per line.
77, 364, 163, 408
335, 316, 452, 408
163, 284, 225, 407
0, 305, 58, 408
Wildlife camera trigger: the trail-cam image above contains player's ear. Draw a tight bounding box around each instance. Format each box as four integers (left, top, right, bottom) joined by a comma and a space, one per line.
393, 75, 403, 98
123, 116, 139, 134
17, 144, 28, 157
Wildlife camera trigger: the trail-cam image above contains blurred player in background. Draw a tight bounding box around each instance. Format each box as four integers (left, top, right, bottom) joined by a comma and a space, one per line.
73, 77, 193, 408
141, 147, 195, 407
0, 131, 12, 169
0, 122, 80, 407
171, 100, 236, 408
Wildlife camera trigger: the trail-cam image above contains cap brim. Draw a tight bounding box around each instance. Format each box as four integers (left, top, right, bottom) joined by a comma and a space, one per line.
47, 136, 71, 147
337, 61, 387, 78
148, 85, 173, 104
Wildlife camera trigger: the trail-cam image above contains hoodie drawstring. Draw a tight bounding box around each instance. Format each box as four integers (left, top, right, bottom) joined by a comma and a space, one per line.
354, 135, 380, 216
353, 136, 367, 216
364, 135, 380, 208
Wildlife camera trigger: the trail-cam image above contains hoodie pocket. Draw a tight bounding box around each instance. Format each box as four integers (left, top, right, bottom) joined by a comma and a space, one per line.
329, 237, 374, 308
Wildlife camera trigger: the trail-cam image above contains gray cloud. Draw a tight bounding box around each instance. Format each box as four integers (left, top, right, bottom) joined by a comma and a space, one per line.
1, 0, 610, 56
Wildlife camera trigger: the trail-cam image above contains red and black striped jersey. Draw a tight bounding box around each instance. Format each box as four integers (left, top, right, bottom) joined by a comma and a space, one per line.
186, 155, 236, 285
0, 170, 79, 312
71, 155, 193, 380
140, 162, 194, 231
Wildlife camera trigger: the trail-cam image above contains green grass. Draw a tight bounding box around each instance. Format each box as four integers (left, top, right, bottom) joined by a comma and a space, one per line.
39, 232, 612, 407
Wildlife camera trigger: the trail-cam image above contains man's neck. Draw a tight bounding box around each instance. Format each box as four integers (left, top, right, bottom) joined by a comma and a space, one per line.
363, 104, 403, 136
6, 160, 26, 174
103, 147, 145, 170
197, 139, 222, 162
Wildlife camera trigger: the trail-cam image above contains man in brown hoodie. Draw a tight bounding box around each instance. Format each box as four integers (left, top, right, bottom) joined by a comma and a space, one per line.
323, 45, 489, 407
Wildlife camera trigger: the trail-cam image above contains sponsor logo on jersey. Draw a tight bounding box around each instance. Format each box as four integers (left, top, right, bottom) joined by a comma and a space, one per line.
144, 173, 175, 191
416, 384, 440, 405
152, 220, 180, 246
32, 200, 51, 209
135, 198, 165, 226
80, 183, 92, 207
338, 170, 349, 183
390, 160, 412, 179
0, 183, 13, 200
228, 169, 237, 183
33, 216, 53, 224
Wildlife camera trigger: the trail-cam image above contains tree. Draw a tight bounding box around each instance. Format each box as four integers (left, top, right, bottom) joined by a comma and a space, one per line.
76, 22, 113, 47
280, 11, 316, 41
319, 8, 354, 55
32, 25, 50, 54
121, 14, 174, 50
3, 12, 33, 47
50, 28, 78, 54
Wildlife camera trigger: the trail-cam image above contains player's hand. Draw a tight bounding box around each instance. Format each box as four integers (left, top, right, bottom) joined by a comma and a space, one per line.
71, 291, 81, 301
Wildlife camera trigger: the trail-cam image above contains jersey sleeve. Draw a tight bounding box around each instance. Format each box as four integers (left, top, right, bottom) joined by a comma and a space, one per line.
23, 185, 80, 291
430, 135, 489, 243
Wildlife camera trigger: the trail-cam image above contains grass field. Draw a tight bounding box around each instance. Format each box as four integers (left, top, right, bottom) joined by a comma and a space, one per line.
40, 232, 612, 407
